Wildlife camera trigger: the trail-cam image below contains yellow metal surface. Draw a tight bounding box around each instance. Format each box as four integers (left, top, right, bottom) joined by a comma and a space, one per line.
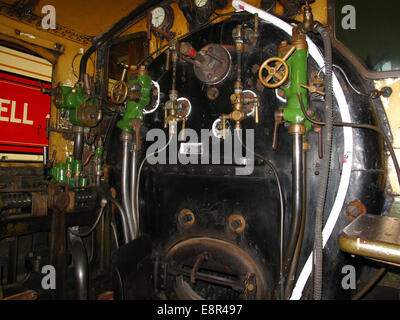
0, 13, 94, 165
0, 45, 52, 82
292, 0, 328, 26
375, 79, 400, 195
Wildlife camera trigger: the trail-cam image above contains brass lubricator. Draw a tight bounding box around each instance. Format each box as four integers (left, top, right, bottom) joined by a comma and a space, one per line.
219, 25, 260, 140
164, 41, 186, 139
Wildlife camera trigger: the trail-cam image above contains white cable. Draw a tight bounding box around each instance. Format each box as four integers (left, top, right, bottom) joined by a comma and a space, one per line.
231, 0, 354, 300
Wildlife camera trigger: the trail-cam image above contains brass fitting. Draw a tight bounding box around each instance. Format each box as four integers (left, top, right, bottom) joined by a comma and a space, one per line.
299, 1, 316, 34
288, 123, 307, 135
232, 25, 244, 51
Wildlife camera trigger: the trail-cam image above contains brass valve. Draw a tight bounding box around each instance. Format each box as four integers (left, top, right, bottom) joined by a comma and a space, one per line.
219, 83, 260, 139
164, 90, 186, 139
110, 64, 129, 105
272, 109, 284, 150
301, 83, 325, 96
258, 46, 295, 89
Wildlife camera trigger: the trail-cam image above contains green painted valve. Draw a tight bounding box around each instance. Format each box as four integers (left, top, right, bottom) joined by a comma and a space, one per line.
278, 43, 312, 132
50, 157, 87, 187
54, 86, 100, 128
117, 69, 152, 132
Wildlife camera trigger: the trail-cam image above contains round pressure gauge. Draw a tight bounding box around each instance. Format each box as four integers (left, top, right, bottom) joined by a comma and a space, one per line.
150, 6, 174, 31
191, 0, 214, 24
143, 81, 160, 115
176, 97, 192, 119
194, 0, 209, 8
212, 118, 232, 140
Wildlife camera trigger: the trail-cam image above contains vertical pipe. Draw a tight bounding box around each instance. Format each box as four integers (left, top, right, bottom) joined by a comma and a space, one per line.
283, 129, 304, 278
7, 237, 18, 284
285, 141, 308, 299
68, 231, 88, 300
121, 132, 135, 241
130, 147, 139, 239
73, 126, 84, 162
99, 213, 105, 271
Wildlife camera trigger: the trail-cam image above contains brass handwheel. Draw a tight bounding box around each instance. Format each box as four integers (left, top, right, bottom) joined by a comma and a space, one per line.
258, 56, 290, 89
110, 80, 128, 105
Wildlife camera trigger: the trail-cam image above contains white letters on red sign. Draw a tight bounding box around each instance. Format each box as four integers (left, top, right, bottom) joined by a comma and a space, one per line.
0, 98, 34, 125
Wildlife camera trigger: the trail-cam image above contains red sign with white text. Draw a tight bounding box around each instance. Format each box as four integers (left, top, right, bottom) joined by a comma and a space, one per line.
0, 72, 51, 154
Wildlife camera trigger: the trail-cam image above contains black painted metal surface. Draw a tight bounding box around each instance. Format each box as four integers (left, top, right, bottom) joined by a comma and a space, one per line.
107, 15, 386, 300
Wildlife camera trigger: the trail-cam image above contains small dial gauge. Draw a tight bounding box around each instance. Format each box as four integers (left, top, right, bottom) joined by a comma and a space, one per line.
150, 5, 174, 31
151, 7, 166, 28
143, 81, 160, 114
212, 118, 232, 140
194, 0, 208, 8
176, 97, 192, 119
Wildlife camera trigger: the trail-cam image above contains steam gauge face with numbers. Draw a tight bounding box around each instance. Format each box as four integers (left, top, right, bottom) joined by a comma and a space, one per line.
150, 6, 174, 31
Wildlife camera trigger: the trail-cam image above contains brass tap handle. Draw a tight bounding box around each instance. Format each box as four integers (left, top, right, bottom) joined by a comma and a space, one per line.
180, 118, 186, 140
254, 98, 260, 124
164, 106, 168, 128
131, 118, 142, 151
219, 116, 228, 140
313, 116, 323, 159
272, 110, 284, 150
301, 84, 325, 96
222, 116, 226, 140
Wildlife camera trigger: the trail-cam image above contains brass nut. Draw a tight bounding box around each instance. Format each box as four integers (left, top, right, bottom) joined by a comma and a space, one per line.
178, 209, 195, 227
228, 214, 246, 234
345, 201, 367, 221
288, 124, 307, 135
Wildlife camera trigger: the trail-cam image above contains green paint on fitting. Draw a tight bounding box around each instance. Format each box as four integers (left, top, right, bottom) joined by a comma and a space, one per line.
58, 86, 94, 127
50, 156, 85, 187
94, 145, 104, 172
280, 49, 312, 132
117, 73, 152, 131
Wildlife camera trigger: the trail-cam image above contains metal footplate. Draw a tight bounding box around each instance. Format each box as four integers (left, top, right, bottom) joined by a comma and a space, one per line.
338, 214, 400, 266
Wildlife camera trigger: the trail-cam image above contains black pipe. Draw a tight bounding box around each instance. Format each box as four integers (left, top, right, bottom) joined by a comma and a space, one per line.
283, 131, 304, 279
284, 143, 307, 299
73, 126, 84, 162
68, 231, 88, 300
79, 0, 166, 82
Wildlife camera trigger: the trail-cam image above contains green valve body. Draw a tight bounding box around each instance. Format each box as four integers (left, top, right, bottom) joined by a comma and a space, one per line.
117, 72, 152, 131
58, 86, 94, 127
50, 157, 86, 187
94, 145, 104, 172
280, 45, 312, 132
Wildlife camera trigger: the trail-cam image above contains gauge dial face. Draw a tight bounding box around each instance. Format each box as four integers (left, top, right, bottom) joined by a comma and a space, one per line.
176, 97, 192, 119
143, 81, 160, 114
151, 7, 166, 28
212, 118, 231, 139
194, 0, 208, 8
